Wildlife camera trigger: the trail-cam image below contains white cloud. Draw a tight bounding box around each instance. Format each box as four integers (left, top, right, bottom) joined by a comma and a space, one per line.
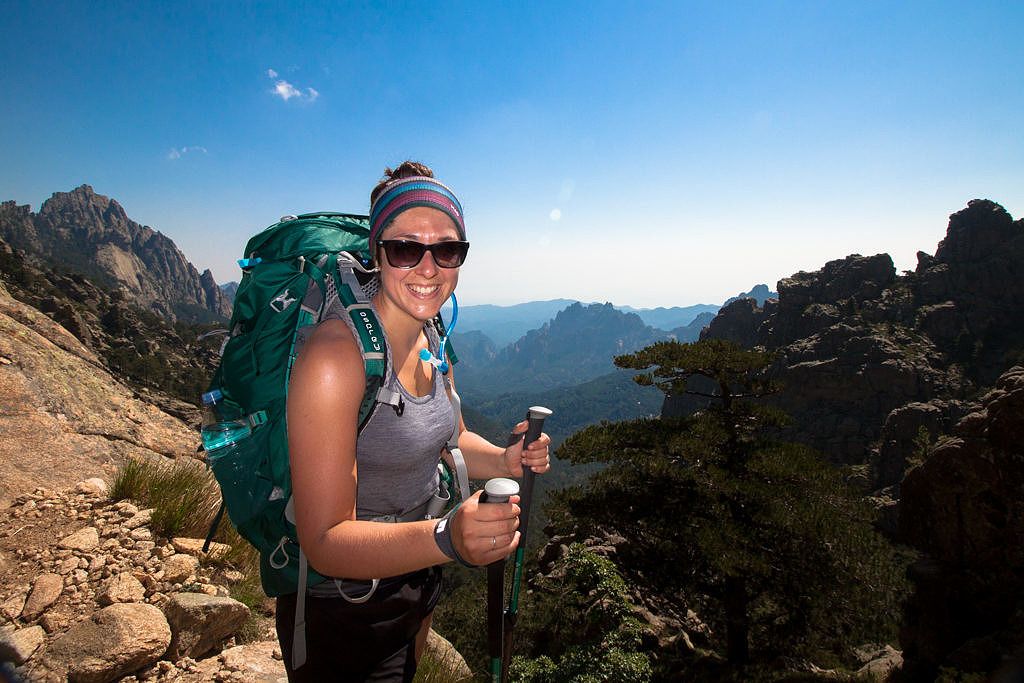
266, 67, 319, 103
274, 80, 301, 101
549, 208, 562, 221
167, 146, 208, 160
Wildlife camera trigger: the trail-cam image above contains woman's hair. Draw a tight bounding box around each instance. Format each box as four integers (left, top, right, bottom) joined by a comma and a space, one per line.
370, 161, 434, 204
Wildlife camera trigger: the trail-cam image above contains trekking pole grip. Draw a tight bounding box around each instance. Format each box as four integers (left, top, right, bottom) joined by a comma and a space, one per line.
517, 406, 552, 542
481, 478, 519, 683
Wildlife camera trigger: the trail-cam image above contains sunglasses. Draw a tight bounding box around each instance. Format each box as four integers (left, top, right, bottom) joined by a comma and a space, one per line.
378, 240, 470, 269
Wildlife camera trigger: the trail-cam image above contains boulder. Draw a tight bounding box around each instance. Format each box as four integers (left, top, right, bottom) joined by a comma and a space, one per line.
163, 592, 249, 659
424, 629, 474, 682
42, 602, 171, 683
161, 553, 200, 584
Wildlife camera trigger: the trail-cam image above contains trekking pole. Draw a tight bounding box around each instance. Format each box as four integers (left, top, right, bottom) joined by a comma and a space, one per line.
501, 406, 552, 682
479, 477, 520, 683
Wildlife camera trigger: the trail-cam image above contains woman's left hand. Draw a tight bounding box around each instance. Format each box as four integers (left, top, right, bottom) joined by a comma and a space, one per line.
502, 420, 551, 478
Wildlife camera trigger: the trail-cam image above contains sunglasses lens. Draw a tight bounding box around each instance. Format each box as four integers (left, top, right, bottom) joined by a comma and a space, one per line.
432, 242, 468, 267
381, 240, 468, 268
384, 241, 426, 268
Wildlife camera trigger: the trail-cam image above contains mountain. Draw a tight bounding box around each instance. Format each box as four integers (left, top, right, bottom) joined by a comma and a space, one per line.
457, 287, 777, 351
669, 310, 717, 342
457, 299, 579, 347
679, 199, 1024, 678
723, 283, 776, 306
219, 281, 239, 305
618, 303, 721, 330
0, 186, 230, 322
0, 235, 221, 407
453, 301, 671, 402
691, 199, 1023, 476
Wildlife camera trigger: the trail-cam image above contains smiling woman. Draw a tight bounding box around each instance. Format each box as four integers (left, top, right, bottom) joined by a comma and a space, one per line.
277, 162, 552, 682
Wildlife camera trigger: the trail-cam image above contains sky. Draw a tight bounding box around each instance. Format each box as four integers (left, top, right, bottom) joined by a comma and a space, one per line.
2, 1, 1022, 308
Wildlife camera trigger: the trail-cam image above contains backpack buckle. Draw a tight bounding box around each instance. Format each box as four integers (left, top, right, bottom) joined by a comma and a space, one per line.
270, 289, 297, 312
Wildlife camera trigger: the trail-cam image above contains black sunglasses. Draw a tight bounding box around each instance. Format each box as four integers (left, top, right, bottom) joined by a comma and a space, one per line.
378, 240, 470, 269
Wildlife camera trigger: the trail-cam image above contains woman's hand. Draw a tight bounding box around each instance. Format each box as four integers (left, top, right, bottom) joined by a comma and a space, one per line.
451, 491, 521, 566
502, 420, 551, 478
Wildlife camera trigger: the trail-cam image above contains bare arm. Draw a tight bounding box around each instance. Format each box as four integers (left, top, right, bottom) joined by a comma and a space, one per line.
288, 320, 519, 577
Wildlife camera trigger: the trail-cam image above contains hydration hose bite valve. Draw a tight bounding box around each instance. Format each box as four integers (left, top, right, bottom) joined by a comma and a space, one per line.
419, 292, 459, 373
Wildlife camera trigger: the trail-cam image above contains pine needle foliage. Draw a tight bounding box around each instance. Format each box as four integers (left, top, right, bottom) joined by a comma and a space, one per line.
549, 340, 910, 676
509, 544, 652, 683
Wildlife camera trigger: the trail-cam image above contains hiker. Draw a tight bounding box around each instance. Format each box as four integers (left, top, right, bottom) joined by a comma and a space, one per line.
277, 161, 551, 681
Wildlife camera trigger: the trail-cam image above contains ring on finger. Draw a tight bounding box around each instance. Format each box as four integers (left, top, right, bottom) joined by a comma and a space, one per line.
491, 536, 496, 548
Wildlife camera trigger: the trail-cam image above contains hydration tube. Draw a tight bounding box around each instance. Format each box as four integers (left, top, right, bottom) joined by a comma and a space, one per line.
419, 292, 459, 373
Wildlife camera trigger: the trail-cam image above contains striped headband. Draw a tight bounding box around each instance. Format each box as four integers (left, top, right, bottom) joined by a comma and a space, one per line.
369, 176, 467, 249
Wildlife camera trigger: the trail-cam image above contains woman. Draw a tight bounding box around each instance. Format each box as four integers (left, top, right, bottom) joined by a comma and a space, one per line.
279, 161, 551, 681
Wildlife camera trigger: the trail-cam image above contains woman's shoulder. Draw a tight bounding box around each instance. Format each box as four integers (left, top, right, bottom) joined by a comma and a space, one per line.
293, 318, 365, 382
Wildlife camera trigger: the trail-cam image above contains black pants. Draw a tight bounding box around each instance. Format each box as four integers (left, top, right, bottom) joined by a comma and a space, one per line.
275, 567, 443, 683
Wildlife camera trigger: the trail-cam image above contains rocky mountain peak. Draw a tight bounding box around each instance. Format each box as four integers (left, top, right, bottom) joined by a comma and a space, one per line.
696, 199, 1023, 467
933, 199, 1019, 264
1, 186, 231, 322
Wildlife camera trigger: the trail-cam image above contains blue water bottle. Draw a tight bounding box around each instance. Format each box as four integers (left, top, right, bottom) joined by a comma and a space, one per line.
200, 389, 251, 457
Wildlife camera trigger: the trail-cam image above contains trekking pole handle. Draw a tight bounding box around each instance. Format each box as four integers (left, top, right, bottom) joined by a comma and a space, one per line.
479, 477, 519, 505
517, 406, 552, 543
480, 478, 519, 683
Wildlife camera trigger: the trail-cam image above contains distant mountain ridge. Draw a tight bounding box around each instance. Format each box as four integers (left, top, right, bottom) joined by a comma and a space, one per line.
0, 185, 230, 322
453, 301, 671, 401
459, 285, 777, 349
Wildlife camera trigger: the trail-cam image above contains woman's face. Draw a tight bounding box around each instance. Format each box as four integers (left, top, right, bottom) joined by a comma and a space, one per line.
375, 206, 461, 324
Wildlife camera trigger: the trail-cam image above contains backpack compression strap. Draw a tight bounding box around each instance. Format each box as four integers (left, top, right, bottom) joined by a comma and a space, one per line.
441, 372, 471, 507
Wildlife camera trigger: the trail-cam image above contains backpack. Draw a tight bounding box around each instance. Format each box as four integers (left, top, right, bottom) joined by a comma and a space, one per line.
203, 211, 466, 599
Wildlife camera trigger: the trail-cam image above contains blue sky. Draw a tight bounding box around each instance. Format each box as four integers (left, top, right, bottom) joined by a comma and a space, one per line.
2, 1, 1022, 307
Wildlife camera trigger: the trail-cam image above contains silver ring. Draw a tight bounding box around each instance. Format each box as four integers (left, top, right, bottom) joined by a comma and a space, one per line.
491, 536, 496, 548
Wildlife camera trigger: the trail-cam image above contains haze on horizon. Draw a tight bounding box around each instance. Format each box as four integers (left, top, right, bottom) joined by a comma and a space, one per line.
2, 2, 1021, 308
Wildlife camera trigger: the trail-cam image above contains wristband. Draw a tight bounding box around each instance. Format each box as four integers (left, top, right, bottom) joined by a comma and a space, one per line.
433, 504, 475, 568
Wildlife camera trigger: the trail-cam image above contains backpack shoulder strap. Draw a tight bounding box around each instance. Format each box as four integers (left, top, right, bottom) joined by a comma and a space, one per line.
321, 254, 403, 430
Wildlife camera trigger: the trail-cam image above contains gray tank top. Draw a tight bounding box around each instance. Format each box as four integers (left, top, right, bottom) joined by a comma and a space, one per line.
314, 291, 455, 521
354, 337, 454, 520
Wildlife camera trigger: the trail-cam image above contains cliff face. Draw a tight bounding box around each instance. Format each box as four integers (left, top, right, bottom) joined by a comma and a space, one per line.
897, 366, 1024, 679
693, 199, 1023, 474
686, 199, 1024, 680
0, 186, 230, 322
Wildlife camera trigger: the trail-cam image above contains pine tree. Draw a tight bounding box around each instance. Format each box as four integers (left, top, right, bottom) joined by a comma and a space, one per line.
550, 339, 908, 675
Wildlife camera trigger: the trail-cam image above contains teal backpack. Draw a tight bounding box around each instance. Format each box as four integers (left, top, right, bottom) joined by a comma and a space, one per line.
203, 211, 466, 600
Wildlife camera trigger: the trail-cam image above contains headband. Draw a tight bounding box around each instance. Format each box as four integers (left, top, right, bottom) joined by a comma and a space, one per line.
369, 176, 466, 249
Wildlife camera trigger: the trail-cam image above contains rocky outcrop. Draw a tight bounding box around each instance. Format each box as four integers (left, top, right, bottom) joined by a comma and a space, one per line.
897, 366, 1024, 680
0, 186, 230, 322
0, 242, 220, 412
0, 284, 196, 507
693, 200, 1023, 472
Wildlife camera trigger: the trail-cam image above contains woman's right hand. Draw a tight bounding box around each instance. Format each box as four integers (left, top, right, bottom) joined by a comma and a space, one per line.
452, 491, 521, 566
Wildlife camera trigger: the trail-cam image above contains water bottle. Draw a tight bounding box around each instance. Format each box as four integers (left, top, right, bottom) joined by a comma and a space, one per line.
200, 389, 251, 457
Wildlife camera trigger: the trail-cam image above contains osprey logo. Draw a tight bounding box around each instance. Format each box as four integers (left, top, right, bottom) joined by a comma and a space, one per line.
270, 289, 297, 313
358, 310, 383, 352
